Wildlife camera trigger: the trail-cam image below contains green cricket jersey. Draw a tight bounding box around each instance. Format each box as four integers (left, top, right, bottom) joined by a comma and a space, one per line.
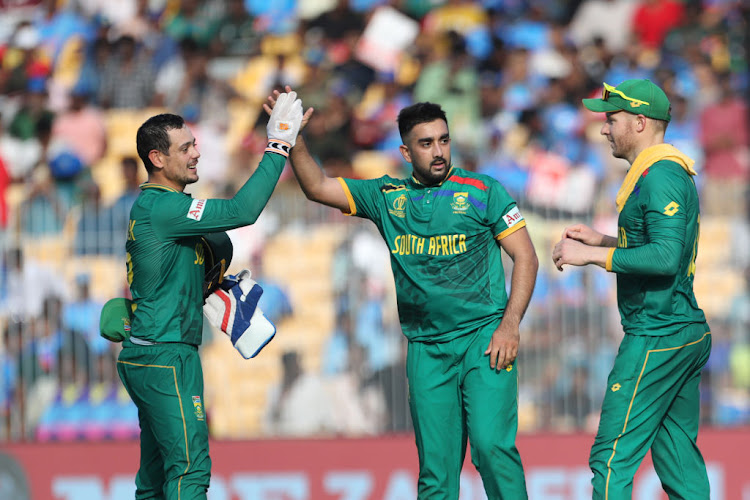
340, 167, 526, 343
125, 152, 285, 345
608, 159, 706, 335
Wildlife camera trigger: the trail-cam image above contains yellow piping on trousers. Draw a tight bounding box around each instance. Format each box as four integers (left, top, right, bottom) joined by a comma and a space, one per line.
604, 331, 711, 499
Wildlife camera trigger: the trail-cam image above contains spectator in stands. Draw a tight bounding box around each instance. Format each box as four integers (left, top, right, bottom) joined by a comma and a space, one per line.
108, 156, 141, 256
0, 323, 22, 438
211, 0, 261, 59
421, 0, 489, 41
414, 31, 482, 154
62, 273, 110, 383
111, 0, 161, 44
550, 363, 597, 431
50, 83, 106, 168
351, 71, 412, 152
321, 311, 355, 376
630, 0, 685, 50
0, 22, 50, 96
153, 37, 198, 110
0, 246, 67, 322
568, 0, 636, 53
18, 162, 68, 236
731, 189, 750, 271
326, 340, 387, 435
97, 35, 155, 109
162, 0, 220, 49
699, 71, 749, 216
250, 251, 293, 325
0, 117, 11, 229
21, 295, 87, 438
370, 336, 411, 433
263, 350, 334, 437
8, 77, 54, 144
32, 0, 96, 63
73, 181, 117, 255
307, 0, 365, 50
73, 36, 109, 106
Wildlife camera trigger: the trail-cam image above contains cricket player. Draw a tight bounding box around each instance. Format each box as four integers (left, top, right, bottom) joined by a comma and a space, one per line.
266, 88, 539, 499
552, 79, 712, 499
116, 92, 306, 499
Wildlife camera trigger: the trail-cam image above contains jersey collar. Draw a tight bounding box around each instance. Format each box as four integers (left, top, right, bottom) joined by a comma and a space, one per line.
140, 182, 182, 193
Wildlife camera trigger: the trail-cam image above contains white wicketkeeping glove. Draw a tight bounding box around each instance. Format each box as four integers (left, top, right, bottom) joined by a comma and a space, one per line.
265, 91, 303, 157
203, 270, 277, 359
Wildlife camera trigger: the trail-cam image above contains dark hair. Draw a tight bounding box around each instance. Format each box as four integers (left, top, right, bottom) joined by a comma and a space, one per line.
136, 113, 185, 174
397, 102, 448, 141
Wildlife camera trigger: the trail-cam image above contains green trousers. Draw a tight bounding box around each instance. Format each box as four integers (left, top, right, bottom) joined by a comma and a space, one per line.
590, 324, 711, 500
407, 324, 527, 500
117, 341, 211, 500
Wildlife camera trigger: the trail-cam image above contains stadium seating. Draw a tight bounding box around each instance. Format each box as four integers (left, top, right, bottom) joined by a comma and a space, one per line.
203, 224, 343, 438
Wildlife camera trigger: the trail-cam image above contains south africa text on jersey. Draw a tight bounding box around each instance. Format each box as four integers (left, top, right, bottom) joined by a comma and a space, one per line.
391, 234, 467, 256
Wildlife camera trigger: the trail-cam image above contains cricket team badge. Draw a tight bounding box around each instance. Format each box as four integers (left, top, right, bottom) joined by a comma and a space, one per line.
451, 192, 470, 212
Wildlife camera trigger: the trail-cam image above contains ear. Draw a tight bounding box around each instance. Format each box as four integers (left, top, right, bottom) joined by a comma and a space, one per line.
148, 149, 164, 169
399, 144, 412, 164
635, 114, 648, 133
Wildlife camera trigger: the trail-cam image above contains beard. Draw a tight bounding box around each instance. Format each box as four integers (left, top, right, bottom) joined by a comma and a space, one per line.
413, 157, 451, 186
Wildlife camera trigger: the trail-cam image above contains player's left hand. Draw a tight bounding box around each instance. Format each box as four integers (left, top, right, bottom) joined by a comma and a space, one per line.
485, 322, 519, 371
203, 270, 276, 359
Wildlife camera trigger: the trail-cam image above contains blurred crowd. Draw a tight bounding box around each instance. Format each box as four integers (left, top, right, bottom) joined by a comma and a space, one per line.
0, 0, 748, 441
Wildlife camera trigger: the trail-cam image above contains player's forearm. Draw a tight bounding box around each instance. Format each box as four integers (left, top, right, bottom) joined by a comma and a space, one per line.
502, 251, 538, 328
289, 136, 328, 202
232, 151, 287, 224
581, 245, 613, 269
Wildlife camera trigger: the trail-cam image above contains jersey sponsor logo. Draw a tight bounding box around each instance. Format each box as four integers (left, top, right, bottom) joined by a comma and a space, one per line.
618, 227, 628, 248
450, 192, 470, 212
388, 194, 407, 218
663, 201, 680, 216
192, 395, 205, 421
503, 206, 523, 228
187, 199, 207, 221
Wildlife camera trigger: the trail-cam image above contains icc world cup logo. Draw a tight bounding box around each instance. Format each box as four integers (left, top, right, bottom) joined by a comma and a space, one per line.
389, 194, 407, 218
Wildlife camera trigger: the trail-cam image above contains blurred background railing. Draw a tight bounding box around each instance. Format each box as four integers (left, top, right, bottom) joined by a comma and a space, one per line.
0, 0, 748, 444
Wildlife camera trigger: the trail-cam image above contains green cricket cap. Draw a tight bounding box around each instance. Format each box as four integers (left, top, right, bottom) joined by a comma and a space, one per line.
99, 297, 135, 342
582, 79, 671, 122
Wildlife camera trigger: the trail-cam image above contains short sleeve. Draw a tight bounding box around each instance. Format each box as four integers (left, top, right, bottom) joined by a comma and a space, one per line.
340, 176, 398, 221
487, 180, 525, 239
